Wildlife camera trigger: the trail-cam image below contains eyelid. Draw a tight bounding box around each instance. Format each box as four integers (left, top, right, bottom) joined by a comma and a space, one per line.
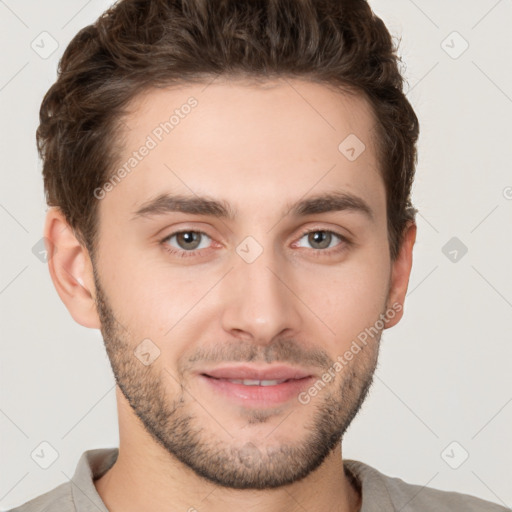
292, 227, 351, 252
160, 229, 216, 254
159, 225, 352, 258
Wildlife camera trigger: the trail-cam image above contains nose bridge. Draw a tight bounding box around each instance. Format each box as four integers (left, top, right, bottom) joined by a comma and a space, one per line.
220, 239, 302, 342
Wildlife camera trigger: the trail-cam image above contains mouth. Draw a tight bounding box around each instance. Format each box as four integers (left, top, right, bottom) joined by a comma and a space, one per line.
197, 365, 316, 406
208, 377, 298, 386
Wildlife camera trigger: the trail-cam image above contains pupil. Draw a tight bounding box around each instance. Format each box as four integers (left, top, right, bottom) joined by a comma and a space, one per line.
310, 231, 329, 249
179, 232, 199, 249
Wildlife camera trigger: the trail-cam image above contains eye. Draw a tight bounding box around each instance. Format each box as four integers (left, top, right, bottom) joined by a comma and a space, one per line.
160, 227, 351, 259
293, 229, 351, 255
161, 230, 213, 258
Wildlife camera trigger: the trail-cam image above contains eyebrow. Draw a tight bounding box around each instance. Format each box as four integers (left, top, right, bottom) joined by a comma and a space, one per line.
131, 191, 374, 223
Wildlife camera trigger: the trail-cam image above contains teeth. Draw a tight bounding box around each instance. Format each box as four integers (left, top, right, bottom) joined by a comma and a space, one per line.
227, 379, 287, 386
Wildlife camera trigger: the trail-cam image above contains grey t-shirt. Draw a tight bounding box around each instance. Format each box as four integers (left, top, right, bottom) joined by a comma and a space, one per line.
8, 448, 509, 511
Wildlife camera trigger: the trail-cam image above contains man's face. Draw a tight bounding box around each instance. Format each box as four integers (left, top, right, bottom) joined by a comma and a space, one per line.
91, 79, 394, 489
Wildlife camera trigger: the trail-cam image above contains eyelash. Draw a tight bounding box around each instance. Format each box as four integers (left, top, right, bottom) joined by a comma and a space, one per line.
160, 228, 352, 259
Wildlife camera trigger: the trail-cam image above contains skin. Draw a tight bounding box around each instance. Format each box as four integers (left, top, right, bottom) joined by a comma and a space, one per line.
45, 78, 416, 512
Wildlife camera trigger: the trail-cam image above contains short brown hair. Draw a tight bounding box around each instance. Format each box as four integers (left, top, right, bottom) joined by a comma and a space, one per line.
37, 0, 419, 261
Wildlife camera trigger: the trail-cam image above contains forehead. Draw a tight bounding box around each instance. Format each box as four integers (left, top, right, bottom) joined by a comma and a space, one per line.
100, 78, 385, 226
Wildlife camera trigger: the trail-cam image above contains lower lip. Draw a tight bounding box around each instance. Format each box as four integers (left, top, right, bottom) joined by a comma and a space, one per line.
199, 375, 314, 407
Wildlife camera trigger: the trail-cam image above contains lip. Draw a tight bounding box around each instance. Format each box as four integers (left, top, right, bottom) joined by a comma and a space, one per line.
200, 364, 314, 381
197, 364, 316, 407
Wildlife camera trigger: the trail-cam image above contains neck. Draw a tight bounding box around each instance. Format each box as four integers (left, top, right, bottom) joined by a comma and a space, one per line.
94, 440, 360, 512
94, 393, 361, 512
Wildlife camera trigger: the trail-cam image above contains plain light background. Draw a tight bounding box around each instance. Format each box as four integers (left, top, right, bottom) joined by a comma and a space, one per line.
1, 0, 511, 509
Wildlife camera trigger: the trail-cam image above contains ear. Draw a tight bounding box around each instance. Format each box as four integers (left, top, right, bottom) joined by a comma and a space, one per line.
44, 207, 101, 329
384, 221, 417, 329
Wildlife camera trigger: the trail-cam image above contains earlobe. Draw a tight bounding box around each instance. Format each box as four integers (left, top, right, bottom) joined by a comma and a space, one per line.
384, 221, 417, 329
44, 207, 101, 329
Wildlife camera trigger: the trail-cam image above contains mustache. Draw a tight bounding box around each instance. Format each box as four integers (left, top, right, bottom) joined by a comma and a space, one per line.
185, 338, 333, 369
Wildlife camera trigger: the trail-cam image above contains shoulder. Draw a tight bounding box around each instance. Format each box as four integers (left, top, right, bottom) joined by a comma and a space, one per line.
7, 448, 116, 512
344, 459, 509, 511
382, 473, 509, 511
7, 482, 74, 512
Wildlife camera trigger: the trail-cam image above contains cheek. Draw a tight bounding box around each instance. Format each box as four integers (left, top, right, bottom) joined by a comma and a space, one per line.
299, 254, 390, 348
117, 267, 216, 341
98, 232, 202, 327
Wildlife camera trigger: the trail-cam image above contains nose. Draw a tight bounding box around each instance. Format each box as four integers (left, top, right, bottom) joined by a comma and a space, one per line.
220, 245, 303, 345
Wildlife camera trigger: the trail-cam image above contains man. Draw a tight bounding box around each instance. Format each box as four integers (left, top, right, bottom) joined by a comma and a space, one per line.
10, 0, 508, 511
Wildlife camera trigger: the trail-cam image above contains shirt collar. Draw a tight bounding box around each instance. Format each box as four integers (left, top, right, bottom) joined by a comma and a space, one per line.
68, 448, 394, 512
344, 459, 395, 512
70, 448, 118, 512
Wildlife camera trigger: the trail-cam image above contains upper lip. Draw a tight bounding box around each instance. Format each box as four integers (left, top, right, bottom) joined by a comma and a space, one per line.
199, 364, 314, 381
